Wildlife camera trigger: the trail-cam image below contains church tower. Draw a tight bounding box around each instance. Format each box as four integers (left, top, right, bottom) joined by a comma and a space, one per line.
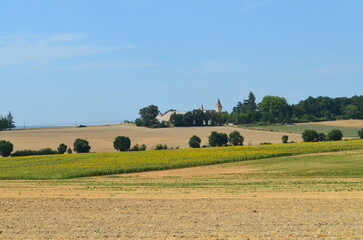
199, 104, 205, 112
215, 99, 223, 113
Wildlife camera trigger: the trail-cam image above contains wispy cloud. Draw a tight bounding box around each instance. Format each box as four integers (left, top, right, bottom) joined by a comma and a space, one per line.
0, 34, 134, 69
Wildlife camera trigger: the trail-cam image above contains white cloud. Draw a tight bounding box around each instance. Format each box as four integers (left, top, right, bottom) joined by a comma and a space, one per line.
0, 34, 132, 69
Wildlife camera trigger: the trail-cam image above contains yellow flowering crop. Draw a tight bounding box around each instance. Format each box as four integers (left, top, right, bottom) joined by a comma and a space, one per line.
1, 140, 362, 179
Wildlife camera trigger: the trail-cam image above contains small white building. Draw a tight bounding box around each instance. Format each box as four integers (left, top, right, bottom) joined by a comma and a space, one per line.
156, 110, 188, 122
156, 99, 223, 122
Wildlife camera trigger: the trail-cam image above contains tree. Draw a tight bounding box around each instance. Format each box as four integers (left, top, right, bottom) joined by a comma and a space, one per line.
317, 132, 327, 142
136, 105, 160, 127
6, 112, 15, 130
0, 140, 13, 157
170, 113, 185, 127
73, 139, 91, 153
192, 110, 204, 126
183, 112, 194, 126
232, 92, 257, 114
302, 130, 319, 142
228, 131, 244, 146
246, 91, 257, 112
67, 147, 72, 154
258, 96, 291, 123
113, 136, 131, 151
327, 130, 343, 141
359, 129, 363, 139
57, 143, 67, 154
189, 135, 201, 148
208, 131, 228, 147
282, 135, 289, 143
343, 105, 361, 119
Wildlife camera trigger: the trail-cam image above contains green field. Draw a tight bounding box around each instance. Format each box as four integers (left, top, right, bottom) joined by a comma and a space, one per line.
6, 149, 362, 196
240, 123, 361, 137
1, 140, 363, 180
97, 150, 363, 194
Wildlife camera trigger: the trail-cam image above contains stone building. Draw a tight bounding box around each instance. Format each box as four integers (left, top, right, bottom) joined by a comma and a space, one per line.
156, 99, 223, 122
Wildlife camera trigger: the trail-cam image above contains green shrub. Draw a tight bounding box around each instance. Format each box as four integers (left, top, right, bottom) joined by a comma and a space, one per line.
208, 131, 228, 147
302, 130, 319, 142
327, 129, 343, 141
131, 143, 147, 151
154, 144, 168, 150
317, 132, 327, 142
359, 128, 363, 139
189, 135, 201, 148
67, 147, 72, 154
57, 143, 67, 154
73, 139, 91, 153
37, 148, 58, 155
229, 131, 244, 146
113, 136, 131, 151
282, 135, 289, 143
11, 148, 57, 157
0, 140, 13, 157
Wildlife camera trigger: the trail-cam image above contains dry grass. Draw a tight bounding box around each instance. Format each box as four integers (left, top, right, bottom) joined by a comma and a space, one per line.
303, 119, 363, 128
1, 124, 302, 152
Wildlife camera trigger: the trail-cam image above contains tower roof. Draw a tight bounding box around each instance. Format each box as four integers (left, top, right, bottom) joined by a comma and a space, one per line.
215, 98, 223, 112
216, 98, 222, 107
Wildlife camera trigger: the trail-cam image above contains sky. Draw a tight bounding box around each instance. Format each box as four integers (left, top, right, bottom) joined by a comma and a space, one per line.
0, 0, 362, 126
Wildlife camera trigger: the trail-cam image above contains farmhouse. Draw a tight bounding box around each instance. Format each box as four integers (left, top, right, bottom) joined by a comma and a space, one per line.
156, 99, 223, 122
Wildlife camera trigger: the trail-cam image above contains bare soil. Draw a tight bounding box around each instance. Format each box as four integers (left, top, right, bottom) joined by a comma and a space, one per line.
0, 125, 302, 152
0, 197, 362, 240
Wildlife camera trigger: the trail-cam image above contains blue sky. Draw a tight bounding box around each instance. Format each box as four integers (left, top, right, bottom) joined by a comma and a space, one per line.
0, 0, 362, 126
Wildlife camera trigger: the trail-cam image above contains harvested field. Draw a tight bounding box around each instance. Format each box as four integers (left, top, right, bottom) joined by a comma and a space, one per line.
0, 150, 362, 239
1, 197, 362, 240
240, 120, 363, 137
306, 119, 363, 128
0, 125, 302, 152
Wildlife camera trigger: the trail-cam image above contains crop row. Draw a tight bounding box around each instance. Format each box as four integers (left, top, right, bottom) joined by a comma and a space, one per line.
0, 140, 362, 179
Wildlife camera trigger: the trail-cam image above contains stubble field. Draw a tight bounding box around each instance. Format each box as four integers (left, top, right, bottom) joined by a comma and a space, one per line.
1, 149, 362, 239
0, 124, 303, 152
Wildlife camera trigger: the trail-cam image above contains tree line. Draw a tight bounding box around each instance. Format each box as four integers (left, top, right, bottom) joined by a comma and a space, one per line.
2, 128, 363, 157
136, 93, 363, 127
231, 93, 363, 124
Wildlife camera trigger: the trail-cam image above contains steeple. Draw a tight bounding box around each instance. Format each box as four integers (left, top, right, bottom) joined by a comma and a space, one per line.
199, 104, 205, 111
215, 99, 223, 113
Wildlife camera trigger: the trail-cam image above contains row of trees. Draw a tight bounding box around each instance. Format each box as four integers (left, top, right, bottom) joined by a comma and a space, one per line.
2, 128, 363, 157
170, 110, 229, 127
135, 93, 363, 127
0, 140, 82, 157
302, 129, 344, 142
189, 131, 244, 148
231, 93, 363, 124
0, 112, 15, 131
